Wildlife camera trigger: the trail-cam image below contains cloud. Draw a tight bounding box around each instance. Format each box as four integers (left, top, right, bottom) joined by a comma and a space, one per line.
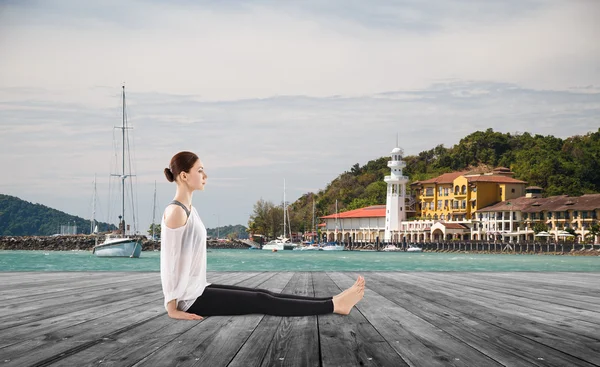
0, 0, 598, 230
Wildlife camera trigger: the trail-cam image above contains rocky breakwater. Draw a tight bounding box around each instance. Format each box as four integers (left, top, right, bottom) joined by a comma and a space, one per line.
0, 235, 251, 251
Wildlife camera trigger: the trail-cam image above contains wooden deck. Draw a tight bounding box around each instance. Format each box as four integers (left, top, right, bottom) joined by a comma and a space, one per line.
1, 271, 599, 367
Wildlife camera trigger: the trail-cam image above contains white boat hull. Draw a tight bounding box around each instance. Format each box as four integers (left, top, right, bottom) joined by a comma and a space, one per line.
407, 246, 422, 252
322, 245, 345, 251
93, 239, 142, 258
300, 245, 322, 251
262, 243, 285, 251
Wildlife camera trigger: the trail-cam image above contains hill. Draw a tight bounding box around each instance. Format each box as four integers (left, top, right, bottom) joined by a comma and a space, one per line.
250, 128, 600, 237
206, 224, 249, 240
0, 194, 116, 236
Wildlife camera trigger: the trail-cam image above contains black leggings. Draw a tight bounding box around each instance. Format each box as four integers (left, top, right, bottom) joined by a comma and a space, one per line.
187, 283, 334, 317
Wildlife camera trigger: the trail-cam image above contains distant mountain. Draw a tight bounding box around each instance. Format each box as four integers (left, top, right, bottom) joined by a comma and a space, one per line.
206, 224, 248, 239
0, 194, 116, 236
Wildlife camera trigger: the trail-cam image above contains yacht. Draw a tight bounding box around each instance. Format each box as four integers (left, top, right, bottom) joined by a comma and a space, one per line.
407, 244, 423, 252
382, 244, 401, 252
262, 237, 290, 251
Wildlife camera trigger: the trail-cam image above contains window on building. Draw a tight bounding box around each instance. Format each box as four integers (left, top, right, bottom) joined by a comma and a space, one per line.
444, 187, 449, 196
454, 185, 459, 195
511, 188, 515, 193
472, 186, 477, 193
565, 211, 570, 219
512, 212, 516, 220
583, 211, 588, 219
438, 187, 443, 196
499, 188, 503, 196
540, 213, 544, 220
547, 212, 552, 219
462, 200, 466, 209
461, 185, 466, 194
523, 213, 528, 220
574, 211, 578, 218
425, 188, 433, 196
471, 201, 476, 209
437, 200, 442, 209
444, 200, 449, 208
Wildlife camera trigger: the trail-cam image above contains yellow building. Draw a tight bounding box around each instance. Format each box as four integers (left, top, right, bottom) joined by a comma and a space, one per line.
411, 167, 527, 221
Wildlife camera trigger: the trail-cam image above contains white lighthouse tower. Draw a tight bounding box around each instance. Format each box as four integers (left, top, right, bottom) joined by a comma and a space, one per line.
384, 145, 408, 242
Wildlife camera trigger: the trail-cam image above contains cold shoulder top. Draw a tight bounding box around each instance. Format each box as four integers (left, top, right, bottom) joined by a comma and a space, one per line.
160, 203, 210, 312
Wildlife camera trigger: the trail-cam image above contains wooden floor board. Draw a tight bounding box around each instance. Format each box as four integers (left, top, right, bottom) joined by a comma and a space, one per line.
0, 271, 599, 367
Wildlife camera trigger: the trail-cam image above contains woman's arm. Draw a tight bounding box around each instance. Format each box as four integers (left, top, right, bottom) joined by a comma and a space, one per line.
166, 299, 203, 320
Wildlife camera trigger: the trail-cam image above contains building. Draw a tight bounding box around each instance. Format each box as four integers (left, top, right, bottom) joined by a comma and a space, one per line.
411, 167, 528, 222
318, 144, 600, 244
475, 192, 600, 243
320, 205, 386, 244
384, 146, 409, 242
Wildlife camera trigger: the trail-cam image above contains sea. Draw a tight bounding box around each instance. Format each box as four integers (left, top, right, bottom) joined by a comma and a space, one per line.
1, 249, 599, 272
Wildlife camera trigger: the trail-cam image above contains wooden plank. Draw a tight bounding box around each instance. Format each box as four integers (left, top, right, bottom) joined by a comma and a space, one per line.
0, 272, 242, 367
406, 273, 600, 329
328, 272, 503, 367
226, 273, 298, 367
0, 278, 160, 330
49, 272, 276, 367
370, 272, 597, 367
390, 272, 600, 365
255, 272, 320, 367
313, 272, 409, 367
129, 272, 292, 367
430, 272, 600, 307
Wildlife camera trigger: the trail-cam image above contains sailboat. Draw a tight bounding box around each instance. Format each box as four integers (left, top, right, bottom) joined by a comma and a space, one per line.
263, 179, 297, 251
93, 86, 143, 258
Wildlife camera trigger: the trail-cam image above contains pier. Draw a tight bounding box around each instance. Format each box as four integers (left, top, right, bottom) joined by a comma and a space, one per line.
1, 271, 599, 366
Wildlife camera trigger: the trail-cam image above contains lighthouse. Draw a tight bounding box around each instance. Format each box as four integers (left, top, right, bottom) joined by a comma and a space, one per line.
384, 146, 408, 242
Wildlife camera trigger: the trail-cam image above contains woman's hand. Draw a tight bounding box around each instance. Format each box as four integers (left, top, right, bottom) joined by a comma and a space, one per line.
168, 310, 204, 320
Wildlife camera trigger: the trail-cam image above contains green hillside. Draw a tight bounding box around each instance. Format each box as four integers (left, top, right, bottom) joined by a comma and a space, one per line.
206, 224, 249, 240
0, 194, 116, 236
249, 128, 600, 238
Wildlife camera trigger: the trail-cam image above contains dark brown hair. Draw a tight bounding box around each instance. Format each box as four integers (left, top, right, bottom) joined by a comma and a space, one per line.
164, 151, 199, 182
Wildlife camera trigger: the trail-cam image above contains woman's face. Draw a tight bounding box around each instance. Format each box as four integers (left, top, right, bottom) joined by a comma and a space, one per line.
182, 159, 207, 191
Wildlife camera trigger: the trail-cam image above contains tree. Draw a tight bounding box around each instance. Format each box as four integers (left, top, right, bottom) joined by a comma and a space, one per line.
586, 223, 600, 244
533, 222, 548, 234
148, 223, 161, 239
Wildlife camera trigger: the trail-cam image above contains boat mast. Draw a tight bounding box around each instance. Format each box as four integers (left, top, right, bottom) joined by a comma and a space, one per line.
283, 179, 286, 238
122, 86, 126, 234
111, 85, 133, 236
151, 181, 157, 240
91, 174, 96, 234
312, 198, 315, 243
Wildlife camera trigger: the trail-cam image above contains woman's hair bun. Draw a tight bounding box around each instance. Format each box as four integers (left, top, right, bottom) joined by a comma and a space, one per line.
164, 167, 174, 182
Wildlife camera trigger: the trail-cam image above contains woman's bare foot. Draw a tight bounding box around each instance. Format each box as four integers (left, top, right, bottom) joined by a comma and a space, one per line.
332, 276, 364, 300
332, 277, 365, 315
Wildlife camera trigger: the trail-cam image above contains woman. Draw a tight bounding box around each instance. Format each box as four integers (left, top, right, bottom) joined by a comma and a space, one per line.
161, 151, 365, 320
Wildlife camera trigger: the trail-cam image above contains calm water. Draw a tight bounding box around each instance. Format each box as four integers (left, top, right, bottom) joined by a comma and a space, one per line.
1, 249, 599, 272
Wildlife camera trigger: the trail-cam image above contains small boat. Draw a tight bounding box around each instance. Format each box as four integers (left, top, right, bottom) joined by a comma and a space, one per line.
300, 244, 322, 251
262, 237, 289, 251
322, 243, 345, 251
93, 86, 142, 258
407, 245, 423, 252
382, 244, 401, 252
93, 235, 142, 258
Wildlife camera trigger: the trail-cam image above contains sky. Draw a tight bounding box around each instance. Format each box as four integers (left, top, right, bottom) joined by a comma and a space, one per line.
0, 0, 599, 233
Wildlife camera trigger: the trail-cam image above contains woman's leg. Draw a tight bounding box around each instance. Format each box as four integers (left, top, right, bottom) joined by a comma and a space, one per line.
207, 283, 332, 301
187, 287, 334, 317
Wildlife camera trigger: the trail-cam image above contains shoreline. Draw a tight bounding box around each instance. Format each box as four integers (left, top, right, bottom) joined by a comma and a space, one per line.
0, 235, 598, 256
0, 235, 249, 251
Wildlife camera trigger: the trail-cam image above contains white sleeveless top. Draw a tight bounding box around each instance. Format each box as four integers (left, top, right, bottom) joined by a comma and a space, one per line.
160, 205, 210, 312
